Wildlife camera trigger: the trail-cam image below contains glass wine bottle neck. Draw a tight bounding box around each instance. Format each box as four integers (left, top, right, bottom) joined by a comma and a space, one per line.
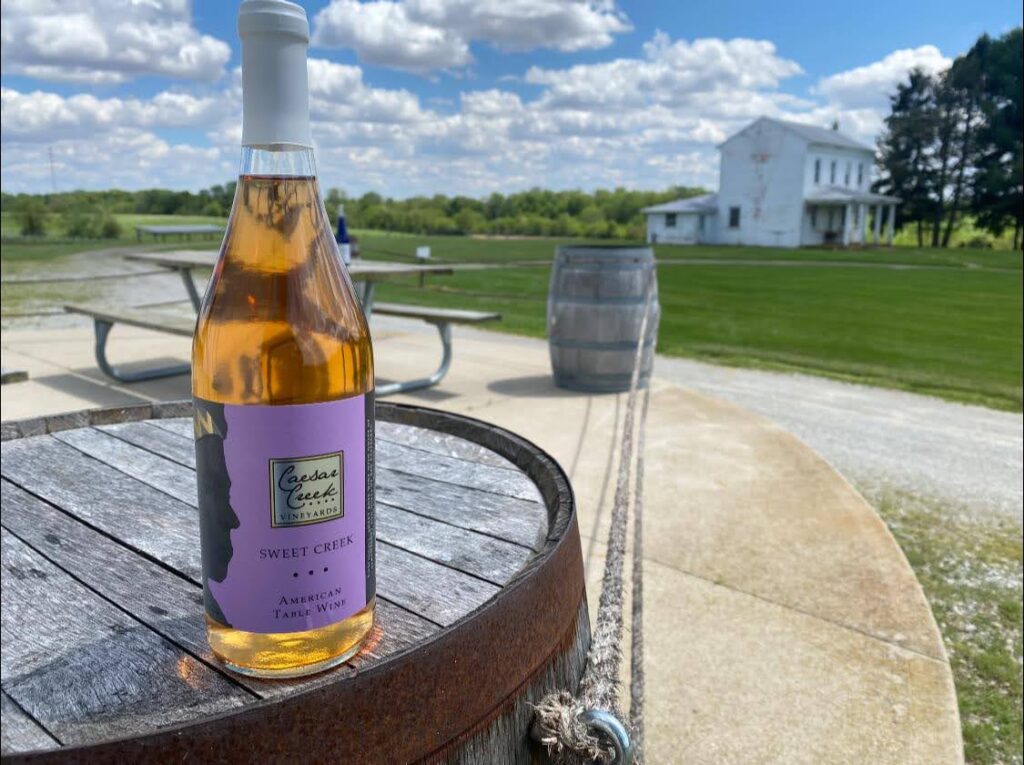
239, 145, 316, 179
238, 0, 313, 160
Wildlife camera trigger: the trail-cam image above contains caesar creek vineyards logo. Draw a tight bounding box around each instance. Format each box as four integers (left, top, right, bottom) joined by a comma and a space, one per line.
269, 452, 344, 527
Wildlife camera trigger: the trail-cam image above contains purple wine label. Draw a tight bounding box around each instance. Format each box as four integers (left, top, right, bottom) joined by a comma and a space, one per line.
194, 393, 375, 634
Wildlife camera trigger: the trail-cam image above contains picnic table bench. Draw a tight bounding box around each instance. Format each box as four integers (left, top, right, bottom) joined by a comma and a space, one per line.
64, 251, 500, 395
0, 401, 586, 764
135, 224, 224, 242
0, 368, 28, 385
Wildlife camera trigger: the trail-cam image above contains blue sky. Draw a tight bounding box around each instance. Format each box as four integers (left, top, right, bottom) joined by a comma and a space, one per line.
2, 0, 1021, 197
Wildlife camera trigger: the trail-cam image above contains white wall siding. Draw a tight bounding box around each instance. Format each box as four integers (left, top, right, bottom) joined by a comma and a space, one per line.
646, 213, 705, 244
804, 147, 874, 195
716, 121, 806, 248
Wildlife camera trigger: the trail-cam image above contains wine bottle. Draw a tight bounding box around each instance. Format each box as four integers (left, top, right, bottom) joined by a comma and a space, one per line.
336, 204, 352, 265
192, 0, 375, 678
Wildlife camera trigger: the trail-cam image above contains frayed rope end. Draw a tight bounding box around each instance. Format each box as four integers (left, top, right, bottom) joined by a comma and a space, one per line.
531, 691, 614, 765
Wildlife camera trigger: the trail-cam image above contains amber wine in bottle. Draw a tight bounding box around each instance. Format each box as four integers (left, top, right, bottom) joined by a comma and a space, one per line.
192, 0, 375, 678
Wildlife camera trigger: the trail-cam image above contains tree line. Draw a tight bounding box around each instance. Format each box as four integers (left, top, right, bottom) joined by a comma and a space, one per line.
2, 184, 239, 239
322, 186, 705, 240
3, 184, 705, 241
875, 28, 1022, 249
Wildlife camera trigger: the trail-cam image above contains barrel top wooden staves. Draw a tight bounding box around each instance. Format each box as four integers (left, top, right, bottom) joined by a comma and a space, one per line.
0, 402, 588, 764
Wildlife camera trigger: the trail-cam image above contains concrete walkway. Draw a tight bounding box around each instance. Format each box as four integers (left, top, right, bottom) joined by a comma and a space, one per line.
0, 318, 963, 763
654, 357, 1023, 521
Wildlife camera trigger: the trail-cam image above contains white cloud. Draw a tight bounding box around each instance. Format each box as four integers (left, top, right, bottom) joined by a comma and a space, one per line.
404, 0, 630, 52
0, 31, 806, 195
460, 89, 524, 115
312, 0, 630, 73
1, 88, 232, 142
0, 1, 231, 83
0, 28, 954, 199
308, 59, 428, 124
311, 0, 472, 72
2, 128, 230, 192
527, 33, 804, 110
815, 45, 951, 110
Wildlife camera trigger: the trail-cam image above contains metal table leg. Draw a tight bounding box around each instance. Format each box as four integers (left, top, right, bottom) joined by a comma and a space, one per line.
93, 320, 190, 383
180, 268, 204, 312
375, 322, 452, 396
360, 281, 376, 317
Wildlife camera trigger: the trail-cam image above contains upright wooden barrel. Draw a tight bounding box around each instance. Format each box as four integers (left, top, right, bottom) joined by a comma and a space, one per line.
547, 246, 660, 393
0, 401, 588, 764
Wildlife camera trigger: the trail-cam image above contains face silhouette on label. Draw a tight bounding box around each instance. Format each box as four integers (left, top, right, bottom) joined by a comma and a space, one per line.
194, 401, 240, 625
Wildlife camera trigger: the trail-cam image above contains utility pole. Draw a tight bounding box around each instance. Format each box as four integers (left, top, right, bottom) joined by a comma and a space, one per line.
48, 147, 57, 193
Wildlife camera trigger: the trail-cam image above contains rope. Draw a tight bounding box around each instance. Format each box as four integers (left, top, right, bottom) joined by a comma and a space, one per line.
533, 272, 656, 765
630, 381, 653, 759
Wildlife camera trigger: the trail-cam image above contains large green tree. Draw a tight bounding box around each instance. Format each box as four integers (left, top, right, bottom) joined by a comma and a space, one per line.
938, 40, 987, 247
876, 28, 1023, 249
970, 28, 1023, 249
875, 69, 940, 247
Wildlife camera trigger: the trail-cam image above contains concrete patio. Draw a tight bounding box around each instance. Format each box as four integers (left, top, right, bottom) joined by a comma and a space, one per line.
0, 317, 963, 763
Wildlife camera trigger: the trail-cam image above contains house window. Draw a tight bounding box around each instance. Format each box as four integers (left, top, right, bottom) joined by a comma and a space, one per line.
728, 206, 741, 228
810, 206, 817, 228
830, 160, 836, 184
844, 162, 851, 186
665, 213, 677, 228
814, 158, 821, 184
827, 209, 835, 229
853, 205, 860, 224
857, 163, 864, 187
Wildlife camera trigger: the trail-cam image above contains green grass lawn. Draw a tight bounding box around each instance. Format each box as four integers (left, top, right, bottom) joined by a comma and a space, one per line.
3, 225, 1021, 409
355, 230, 1023, 270
871, 490, 1023, 765
1, 213, 224, 262
0, 211, 226, 237
363, 236, 1022, 410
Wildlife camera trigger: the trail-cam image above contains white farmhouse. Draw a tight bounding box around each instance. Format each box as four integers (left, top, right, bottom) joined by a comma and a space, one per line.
642, 117, 899, 248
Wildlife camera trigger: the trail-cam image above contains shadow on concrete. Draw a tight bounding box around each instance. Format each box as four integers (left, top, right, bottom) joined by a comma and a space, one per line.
71, 360, 192, 400
375, 378, 459, 403
487, 374, 607, 399
26, 373, 147, 408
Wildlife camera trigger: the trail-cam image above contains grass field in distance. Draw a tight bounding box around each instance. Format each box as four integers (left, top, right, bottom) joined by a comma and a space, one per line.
2, 218, 1021, 410
355, 231, 1022, 411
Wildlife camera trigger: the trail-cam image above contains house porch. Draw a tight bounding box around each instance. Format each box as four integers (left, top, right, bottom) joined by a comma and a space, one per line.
802, 199, 898, 247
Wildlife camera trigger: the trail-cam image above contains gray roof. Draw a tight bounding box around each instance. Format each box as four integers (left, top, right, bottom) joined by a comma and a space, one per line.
641, 193, 718, 215
723, 117, 874, 153
806, 186, 900, 204
765, 117, 874, 152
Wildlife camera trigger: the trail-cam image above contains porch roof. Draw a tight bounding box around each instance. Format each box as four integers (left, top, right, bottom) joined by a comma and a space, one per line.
806, 186, 900, 205
641, 193, 718, 215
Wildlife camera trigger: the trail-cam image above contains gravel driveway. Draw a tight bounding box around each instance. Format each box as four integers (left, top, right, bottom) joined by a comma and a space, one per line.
655, 357, 1024, 521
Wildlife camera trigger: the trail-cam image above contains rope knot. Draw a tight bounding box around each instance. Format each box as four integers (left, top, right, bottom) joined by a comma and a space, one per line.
531, 692, 614, 764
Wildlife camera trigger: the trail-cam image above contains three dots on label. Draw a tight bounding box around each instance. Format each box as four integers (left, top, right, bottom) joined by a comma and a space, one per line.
293, 567, 329, 578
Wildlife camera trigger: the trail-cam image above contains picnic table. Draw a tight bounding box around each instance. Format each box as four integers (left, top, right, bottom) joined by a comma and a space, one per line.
64, 251, 499, 394
0, 401, 587, 763
135, 224, 224, 242
124, 250, 458, 314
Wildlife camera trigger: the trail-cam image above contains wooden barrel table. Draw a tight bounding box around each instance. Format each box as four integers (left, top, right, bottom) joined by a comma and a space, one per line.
547, 245, 660, 393
0, 401, 588, 764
